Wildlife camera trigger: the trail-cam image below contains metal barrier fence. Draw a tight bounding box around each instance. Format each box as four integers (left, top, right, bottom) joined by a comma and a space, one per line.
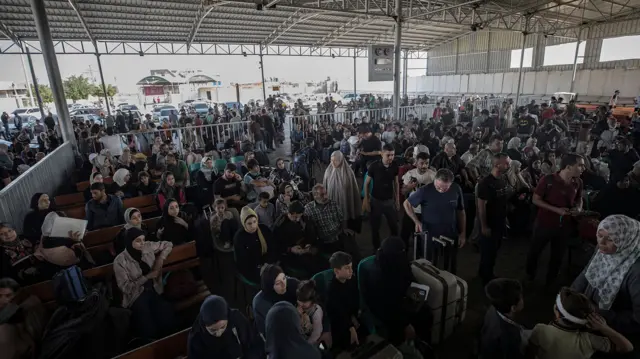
81, 121, 250, 156
0, 142, 76, 233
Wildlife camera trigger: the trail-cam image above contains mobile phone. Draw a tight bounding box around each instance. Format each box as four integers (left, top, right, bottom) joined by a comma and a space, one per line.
410, 176, 418, 183
319, 343, 325, 350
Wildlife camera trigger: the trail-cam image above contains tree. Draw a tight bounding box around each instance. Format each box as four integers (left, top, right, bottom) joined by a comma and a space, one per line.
31, 84, 54, 103
91, 83, 118, 98
63, 75, 93, 102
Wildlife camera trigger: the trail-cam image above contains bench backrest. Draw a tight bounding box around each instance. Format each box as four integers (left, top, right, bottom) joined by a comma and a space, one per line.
22, 241, 197, 304
55, 192, 85, 208
113, 328, 190, 359
84, 216, 161, 248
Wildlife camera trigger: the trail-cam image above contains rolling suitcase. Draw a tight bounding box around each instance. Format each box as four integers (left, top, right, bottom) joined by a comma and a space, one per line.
411, 256, 467, 345
413, 232, 456, 271
336, 335, 403, 359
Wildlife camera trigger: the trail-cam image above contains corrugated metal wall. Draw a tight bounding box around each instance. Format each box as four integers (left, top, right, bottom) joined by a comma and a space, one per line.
426, 19, 640, 76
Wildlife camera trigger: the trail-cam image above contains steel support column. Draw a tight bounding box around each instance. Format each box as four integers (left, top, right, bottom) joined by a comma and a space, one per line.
95, 53, 111, 116
486, 31, 491, 73
259, 48, 266, 102
30, 0, 75, 146
26, 48, 45, 119
393, 0, 402, 119
20, 55, 35, 108
514, 32, 528, 107
569, 27, 583, 93
402, 49, 408, 97
353, 51, 357, 95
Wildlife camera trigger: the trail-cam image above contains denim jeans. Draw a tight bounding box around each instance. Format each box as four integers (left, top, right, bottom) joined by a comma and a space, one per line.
255, 140, 266, 152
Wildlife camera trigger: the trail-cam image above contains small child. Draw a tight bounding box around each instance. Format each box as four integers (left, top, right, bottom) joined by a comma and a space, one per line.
297, 280, 324, 344
327, 251, 363, 350
527, 287, 633, 359
209, 198, 238, 249
249, 192, 275, 228
479, 278, 528, 359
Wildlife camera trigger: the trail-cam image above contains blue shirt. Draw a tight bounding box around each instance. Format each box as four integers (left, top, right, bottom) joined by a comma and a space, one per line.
407, 182, 464, 237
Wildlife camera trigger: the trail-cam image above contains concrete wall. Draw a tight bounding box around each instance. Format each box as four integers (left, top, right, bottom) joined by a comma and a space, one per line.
407, 68, 640, 98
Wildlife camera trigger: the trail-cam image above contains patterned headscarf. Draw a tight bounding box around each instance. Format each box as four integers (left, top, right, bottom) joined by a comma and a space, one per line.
585, 215, 640, 310
240, 206, 267, 255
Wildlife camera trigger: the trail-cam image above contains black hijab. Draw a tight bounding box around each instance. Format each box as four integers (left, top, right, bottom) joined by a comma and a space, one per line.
23, 192, 53, 243
260, 264, 296, 305
265, 301, 321, 359
125, 227, 150, 275
188, 295, 244, 359
376, 236, 413, 294
157, 199, 188, 246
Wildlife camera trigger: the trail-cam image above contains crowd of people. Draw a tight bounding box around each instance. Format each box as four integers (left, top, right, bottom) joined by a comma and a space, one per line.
1, 92, 640, 359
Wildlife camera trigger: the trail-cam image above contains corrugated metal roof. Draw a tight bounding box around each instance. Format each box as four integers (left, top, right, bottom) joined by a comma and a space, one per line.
1, 0, 637, 54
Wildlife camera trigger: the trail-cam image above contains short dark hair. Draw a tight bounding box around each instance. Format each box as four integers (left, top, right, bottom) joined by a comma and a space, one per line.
557, 287, 594, 320
435, 168, 454, 182
329, 251, 352, 269
138, 171, 149, 181
213, 198, 226, 207
416, 152, 430, 161
246, 159, 259, 170
493, 152, 509, 163
166, 153, 176, 160
258, 191, 270, 200
224, 163, 237, 172
288, 201, 304, 214
489, 134, 503, 143
481, 109, 490, 115
296, 280, 318, 303
0, 277, 19, 292
382, 144, 394, 152
560, 153, 583, 170
90, 182, 105, 191
485, 278, 522, 314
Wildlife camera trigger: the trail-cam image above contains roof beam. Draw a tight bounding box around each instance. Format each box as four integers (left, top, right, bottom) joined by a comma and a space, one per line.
0, 20, 22, 48
186, 1, 230, 50
313, 17, 384, 48
262, 10, 322, 45
67, 0, 96, 45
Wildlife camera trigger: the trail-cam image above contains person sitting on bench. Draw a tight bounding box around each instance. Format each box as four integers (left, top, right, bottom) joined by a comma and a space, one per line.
252, 264, 300, 337
156, 199, 192, 246
209, 198, 240, 251
113, 228, 175, 341
0, 277, 46, 359
85, 182, 124, 231
114, 208, 153, 255
233, 207, 277, 284
187, 295, 264, 359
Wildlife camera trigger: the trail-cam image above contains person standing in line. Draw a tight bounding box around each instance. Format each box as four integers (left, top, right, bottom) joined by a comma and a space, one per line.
477, 153, 511, 285
526, 153, 585, 288
363, 144, 399, 250
403, 169, 466, 273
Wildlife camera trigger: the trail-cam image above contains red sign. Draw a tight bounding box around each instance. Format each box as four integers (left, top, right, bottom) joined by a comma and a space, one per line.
143, 86, 164, 96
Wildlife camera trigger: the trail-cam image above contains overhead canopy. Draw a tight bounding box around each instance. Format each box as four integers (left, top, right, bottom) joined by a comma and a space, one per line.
136, 75, 175, 86
0, 0, 639, 53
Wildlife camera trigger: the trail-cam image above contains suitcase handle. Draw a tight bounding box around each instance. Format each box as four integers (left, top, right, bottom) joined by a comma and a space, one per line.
412, 260, 441, 276
440, 236, 455, 246
433, 237, 447, 246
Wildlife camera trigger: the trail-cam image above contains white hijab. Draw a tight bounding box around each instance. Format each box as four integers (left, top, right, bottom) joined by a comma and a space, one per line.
585, 215, 640, 310
113, 168, 130, 187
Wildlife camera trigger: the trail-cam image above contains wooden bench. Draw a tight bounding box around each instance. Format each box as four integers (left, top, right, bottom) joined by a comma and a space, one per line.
64, 206, 86, 220
113, 328, 190, 359
23, 241, 198, 304
84, 217, 160, 248
54, 192, 85, 209
76, 177, 113, 192
123, 195, 158, 215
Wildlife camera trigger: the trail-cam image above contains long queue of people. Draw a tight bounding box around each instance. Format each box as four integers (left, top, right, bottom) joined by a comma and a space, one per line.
3, 96, 640, 359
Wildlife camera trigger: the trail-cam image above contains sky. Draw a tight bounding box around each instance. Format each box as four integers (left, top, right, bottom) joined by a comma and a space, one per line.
0, 43, 427, 96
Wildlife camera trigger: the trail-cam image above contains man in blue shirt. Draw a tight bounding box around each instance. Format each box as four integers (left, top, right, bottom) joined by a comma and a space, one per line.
403, 168, 466, 273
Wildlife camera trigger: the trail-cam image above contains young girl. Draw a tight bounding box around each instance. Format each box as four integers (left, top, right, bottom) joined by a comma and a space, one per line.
527, 287, 633, 358
209, 198, 239, 250
296, 280, 324, 345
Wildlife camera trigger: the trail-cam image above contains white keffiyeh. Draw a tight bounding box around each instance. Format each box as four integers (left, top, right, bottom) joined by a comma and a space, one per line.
585, 214, 640, 310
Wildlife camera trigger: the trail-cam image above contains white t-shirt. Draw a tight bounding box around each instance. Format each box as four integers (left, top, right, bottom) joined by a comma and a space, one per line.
98, 135, 124, 157
402, 168, 436, 214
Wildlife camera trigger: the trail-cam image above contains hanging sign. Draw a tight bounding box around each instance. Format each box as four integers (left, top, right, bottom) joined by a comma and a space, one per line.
368, 45, 394, 82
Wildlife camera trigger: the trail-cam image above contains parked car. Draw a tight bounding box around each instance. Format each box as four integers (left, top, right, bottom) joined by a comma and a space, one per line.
72, 114, 103, 125
192, 102, 210, 116
11, 107, 42, 120
158, 108, 179, 124
153, 105, 177, 120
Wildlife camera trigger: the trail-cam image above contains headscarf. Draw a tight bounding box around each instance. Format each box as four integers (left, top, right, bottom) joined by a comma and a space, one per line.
30, 192, 45, 211
322, 151, 361, 220
507, 137, 521, 150
506, 160, 529, 190
200, 156, 215, 182
113, 168, 130, 187
585, 215, 640, 310
200, 295, 228, 325
17, 164, 29, 174
525, 137, 540, 154
240, 206, 267, 255
124, 208, 141, 230
376, 237, 413, 295
125, 227, 150, 275
265, 301, 321, 359
119, 148, 131, 166
89, 171, 101, 185
158, 171, 177, 199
